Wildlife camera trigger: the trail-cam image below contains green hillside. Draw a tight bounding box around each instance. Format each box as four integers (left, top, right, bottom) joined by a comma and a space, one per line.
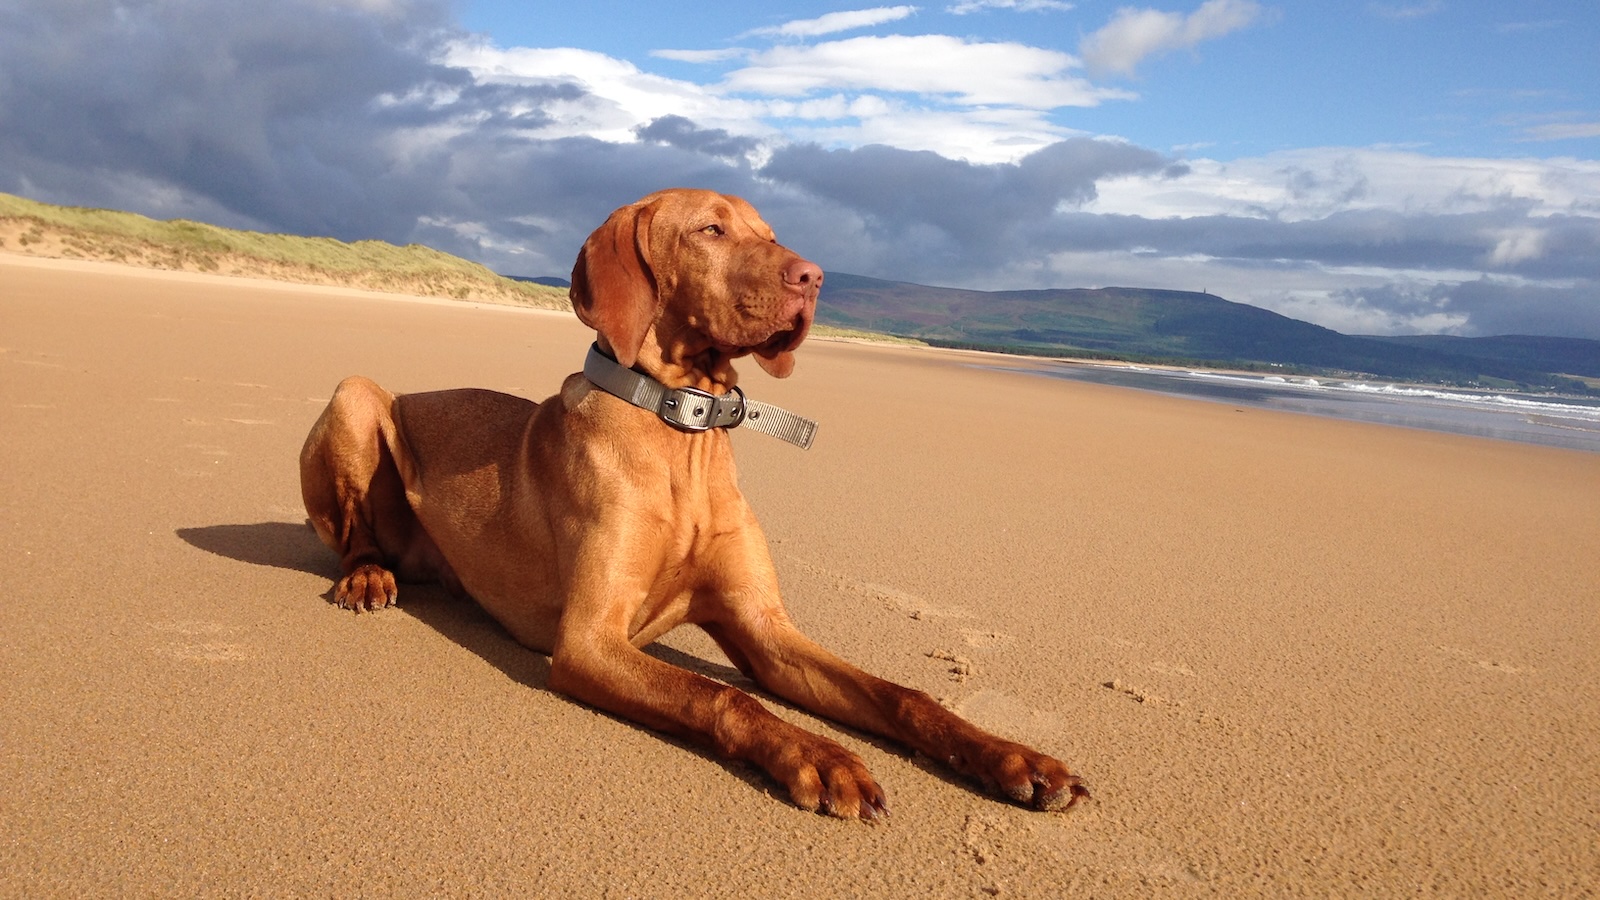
1368, 334, 1600, 379
819, 273, 1597, 393
0, 192, 569, 309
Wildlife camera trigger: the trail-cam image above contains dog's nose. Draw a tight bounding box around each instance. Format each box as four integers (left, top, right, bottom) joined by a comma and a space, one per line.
783, 258, 823, 290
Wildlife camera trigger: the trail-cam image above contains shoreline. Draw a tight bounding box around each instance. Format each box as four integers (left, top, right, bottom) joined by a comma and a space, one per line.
1005, 358, 1600, 454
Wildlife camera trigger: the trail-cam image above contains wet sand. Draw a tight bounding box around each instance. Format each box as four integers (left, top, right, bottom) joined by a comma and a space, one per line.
4, 254, 1598, 896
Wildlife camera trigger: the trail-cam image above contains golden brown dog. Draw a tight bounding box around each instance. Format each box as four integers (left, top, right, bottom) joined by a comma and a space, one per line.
299, 188, 1088, 819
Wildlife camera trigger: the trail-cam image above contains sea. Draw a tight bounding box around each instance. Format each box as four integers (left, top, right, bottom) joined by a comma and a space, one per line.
1000, 362, 1600, 454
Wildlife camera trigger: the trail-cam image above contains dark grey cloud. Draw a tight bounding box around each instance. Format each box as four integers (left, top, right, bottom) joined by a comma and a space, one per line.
0, 0, 469, 237
1044, 208, 1600, 281
634, 116, 761, 163
0, 0, 1595, 339
760, 138, 1173, 262
1442, 279, 1600, 338
1329, 279, 1600, 339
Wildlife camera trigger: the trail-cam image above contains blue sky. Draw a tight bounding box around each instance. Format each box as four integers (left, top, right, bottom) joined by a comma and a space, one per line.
459, 1, 1599, 161
3, 1, 1598, 339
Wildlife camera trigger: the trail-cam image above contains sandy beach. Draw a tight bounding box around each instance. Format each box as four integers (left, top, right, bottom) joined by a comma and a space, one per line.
4, 254, 1598, 897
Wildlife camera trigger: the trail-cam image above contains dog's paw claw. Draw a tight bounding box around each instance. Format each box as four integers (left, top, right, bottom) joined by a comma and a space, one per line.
973, 741, 1088, 812
334, 564, 398, 612
1033, 774, 1091, 812
781, 741, 888, 822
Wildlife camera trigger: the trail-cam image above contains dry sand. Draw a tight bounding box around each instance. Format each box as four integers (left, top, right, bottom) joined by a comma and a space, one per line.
4, 254, 1598, 897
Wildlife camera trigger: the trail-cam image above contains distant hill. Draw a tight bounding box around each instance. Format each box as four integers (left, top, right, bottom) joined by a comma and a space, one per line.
0, 191, 570, 310
1365, 334, 1600, 379
510, 275, 571, 289
817, 273, 1598, 393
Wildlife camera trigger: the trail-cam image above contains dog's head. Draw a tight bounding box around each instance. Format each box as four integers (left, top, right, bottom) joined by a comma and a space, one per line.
569, 189, 820, 381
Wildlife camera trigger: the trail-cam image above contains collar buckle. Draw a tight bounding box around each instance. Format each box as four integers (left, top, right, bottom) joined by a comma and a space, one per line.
657, 385, 746, 432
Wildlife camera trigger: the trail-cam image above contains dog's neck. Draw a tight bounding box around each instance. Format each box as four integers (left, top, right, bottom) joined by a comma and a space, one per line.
583, 343, 817, 450
630, 340, 738, 394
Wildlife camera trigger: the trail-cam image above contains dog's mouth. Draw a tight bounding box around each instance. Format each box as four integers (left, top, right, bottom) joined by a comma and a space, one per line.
714, 328, 795, 359
715, 291, 815, 356
759, 315, 809, 354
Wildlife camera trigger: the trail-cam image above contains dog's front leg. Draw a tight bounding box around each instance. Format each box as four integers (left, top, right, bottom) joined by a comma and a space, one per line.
703, 610, 1089, 812
546, 575, 889, 820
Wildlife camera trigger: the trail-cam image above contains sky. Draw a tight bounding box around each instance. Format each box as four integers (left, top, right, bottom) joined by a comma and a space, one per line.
2, 1, 1598, 339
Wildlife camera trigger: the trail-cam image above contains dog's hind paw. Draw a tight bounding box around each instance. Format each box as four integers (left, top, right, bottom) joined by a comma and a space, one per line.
335, 564, 398, 612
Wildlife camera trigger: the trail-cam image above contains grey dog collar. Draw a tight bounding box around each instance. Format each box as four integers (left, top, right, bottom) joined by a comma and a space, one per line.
582, 344, 818, 450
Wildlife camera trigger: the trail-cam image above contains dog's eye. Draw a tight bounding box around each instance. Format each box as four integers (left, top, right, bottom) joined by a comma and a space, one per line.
700, 224, 724, 237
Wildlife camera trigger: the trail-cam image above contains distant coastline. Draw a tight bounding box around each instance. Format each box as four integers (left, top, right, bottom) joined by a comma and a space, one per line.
1006, 360, 1600, 454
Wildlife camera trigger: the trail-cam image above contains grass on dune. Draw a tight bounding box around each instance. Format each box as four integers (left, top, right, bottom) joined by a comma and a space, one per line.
0, 191, 570, 310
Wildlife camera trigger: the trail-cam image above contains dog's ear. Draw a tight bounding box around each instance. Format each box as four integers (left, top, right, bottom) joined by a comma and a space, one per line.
570, 200, 659, 367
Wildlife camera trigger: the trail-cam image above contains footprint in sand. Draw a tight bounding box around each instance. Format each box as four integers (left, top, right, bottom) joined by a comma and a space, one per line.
1436, 645, 1531, 675
961, 811, 1010, 865
856, 578, 970, 621
150, 620, 255, 662
1102, 679, 1174, 707
927, 648, 975, 682
960, 629, 1014, 649
1099, 675, 1234, 731
786, 558, 971, 621
955, 689, 1060, 743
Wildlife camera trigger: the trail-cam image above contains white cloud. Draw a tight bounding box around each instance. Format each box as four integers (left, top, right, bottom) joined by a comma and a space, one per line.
745, 6, 919, 39
721, 34, 1131, 109
442, 35, 1119, 162
1368, 1, 1444, 21
1487, 227, 1547, 266
1085, 148, 1600, 222
444, 40, 755, 142
948, 0, 1073, 13
443, 35, 1122, 162
651, 48, 747, 64
769, 100, 1083, 162
1079, 0, 1263, 76
1518, 121, 1600, 142
1495, 19, 1564, 34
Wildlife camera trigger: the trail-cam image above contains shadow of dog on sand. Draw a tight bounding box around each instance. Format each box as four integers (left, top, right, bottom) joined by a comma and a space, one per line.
176, 521, 981, 806
174, 521, 753, 696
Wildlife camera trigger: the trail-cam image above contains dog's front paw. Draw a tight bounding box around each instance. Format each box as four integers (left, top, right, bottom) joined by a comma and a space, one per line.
772, 736, 889, 822
958, 740, 1089, 812
335, 564, 397, 612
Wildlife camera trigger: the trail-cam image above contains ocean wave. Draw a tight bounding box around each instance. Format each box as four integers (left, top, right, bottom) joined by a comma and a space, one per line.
1162, 367, 1600, 423
1330, 382, 1600, 422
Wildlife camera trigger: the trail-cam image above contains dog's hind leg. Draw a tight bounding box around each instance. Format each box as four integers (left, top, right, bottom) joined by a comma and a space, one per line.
299, 376, 418, 611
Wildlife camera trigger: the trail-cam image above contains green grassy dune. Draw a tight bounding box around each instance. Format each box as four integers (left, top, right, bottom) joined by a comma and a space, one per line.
0, 192, 570, 310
